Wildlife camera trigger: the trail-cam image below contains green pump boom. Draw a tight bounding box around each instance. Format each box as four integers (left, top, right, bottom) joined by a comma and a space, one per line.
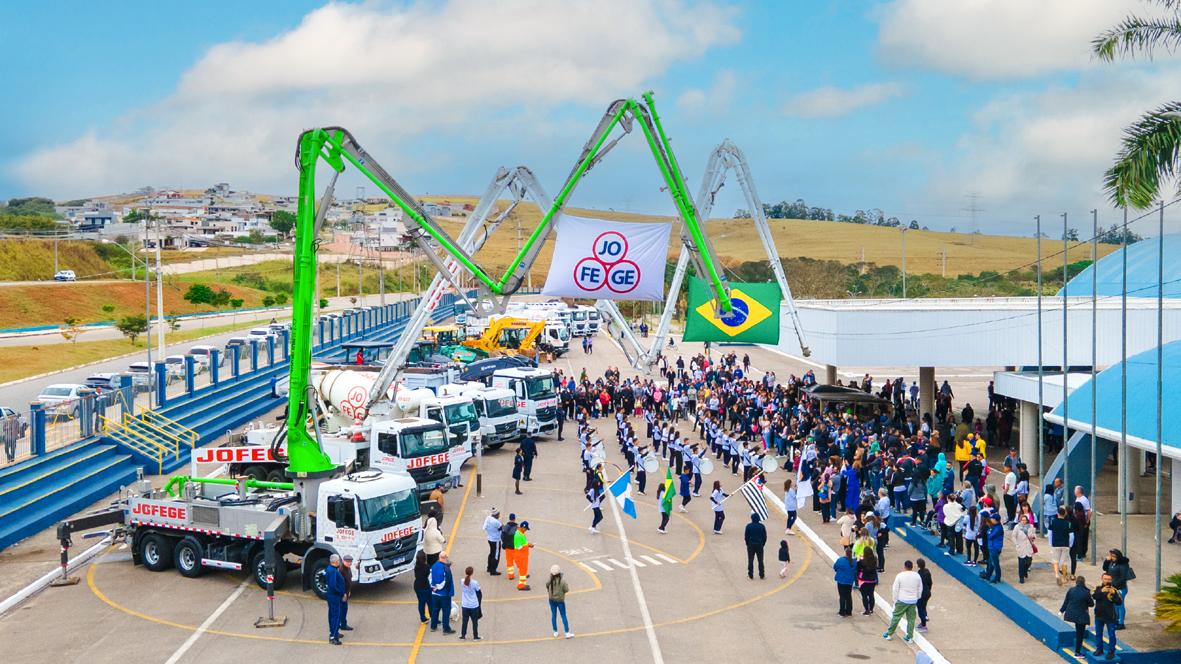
285, 93, 731, 475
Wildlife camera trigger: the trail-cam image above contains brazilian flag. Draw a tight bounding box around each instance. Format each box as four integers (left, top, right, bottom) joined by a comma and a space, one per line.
660, 468, 675, 514
683, 277, 781, 344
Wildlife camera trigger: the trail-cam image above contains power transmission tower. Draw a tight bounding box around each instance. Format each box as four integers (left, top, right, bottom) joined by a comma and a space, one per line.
963, 192, 985, 244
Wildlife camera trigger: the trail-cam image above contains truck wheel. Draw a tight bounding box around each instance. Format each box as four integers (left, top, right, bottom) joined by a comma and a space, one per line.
486, 441, 505, 451
139, 533, 174, 572
251, 551, 288, 591
173, 536, 205, 578
265, 469, 286, 483
245, 466, 267, 482
309, 557, 330, 600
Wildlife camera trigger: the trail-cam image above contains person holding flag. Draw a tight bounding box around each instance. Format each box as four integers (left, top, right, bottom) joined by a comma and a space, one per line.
607, 467, 639, 519
710, 480, 728, 535
658, 468, 675, 533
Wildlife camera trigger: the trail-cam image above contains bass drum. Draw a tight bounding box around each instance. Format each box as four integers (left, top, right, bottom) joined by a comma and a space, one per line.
641, 454, 660, 473
698, 457, 715, 476
760, 455, 779, 474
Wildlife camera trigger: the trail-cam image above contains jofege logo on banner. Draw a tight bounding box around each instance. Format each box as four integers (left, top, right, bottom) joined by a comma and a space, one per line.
573, 231, 641, 294
543, 215, 671, 301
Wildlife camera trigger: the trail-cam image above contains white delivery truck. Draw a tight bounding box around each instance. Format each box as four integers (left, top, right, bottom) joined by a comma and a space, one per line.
487, 367, 559, 436
438, 382, 520, 449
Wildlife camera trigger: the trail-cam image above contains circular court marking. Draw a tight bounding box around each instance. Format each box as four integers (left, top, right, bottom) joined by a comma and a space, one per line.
86, 537, 813, 649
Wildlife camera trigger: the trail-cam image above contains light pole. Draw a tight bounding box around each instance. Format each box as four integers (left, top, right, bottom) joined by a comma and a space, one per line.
154, 215, 165, 357
109, 234, 153, 408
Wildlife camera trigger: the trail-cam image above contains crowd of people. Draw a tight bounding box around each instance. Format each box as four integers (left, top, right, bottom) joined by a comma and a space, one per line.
321, 341, 1149, 658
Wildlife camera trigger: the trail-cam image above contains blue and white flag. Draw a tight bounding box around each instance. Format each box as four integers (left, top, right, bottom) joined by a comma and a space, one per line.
740, 480, 769, 522
608, 470, 638, 519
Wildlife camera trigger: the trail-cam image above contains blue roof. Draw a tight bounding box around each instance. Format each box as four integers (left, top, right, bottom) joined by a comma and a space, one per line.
1058, 234, 1181, 299
1049, 340, 1178, 451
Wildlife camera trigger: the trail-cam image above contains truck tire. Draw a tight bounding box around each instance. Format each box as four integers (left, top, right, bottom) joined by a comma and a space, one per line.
250, 551, 288, 591
173, 536, 205, 578
245, 466, 267, 482
309, 556, 330, 600
486, 441, 505, 451
265, 469, 286, 483
139, 533, 174, 572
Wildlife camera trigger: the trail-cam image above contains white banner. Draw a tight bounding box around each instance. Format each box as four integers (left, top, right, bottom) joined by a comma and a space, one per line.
542, 215, 672, 300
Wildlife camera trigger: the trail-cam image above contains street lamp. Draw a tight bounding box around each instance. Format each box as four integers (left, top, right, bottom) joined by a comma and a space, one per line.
103, 238, 152, 407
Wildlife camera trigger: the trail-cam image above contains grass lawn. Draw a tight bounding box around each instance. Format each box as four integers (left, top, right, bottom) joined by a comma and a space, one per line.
0, 320, 266, 384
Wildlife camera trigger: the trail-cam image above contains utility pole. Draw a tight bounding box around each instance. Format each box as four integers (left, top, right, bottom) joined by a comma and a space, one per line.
1061, 212, 1069, 497
336, 262, 341, 297
378, 256, 385, 305
53, 234, 59, 275
358, 257, 363, 305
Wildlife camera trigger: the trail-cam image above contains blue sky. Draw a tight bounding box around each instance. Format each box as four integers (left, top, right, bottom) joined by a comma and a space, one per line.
2, 0, 1179, 236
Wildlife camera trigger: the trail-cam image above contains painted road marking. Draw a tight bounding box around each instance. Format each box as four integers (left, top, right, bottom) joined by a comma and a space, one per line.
654, 553, 678, 564
578, 562, 597, 575
163, 578, 249, 664
577, 556, 678, 572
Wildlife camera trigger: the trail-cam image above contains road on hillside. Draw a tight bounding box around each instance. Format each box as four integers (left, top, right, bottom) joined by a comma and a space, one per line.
0, 293, 416, 409
0, 279, 124, 288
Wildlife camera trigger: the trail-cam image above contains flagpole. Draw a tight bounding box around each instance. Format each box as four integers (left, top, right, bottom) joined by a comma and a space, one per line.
720, 469, 766, 504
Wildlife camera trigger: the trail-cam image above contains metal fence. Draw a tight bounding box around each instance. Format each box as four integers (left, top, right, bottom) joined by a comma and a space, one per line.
1, 411, 29, 466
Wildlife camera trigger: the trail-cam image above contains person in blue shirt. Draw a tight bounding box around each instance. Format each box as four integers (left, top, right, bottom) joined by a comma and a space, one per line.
430, 551, 456, 634
980, 514, 1005, 583
324, 554, 346, 645
833, 545, 857, 617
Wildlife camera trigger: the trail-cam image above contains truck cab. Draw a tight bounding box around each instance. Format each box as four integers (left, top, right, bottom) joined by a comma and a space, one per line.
306, 470, 422, 596
569, 307, 589, 336
438, 383, 520, 449
488, 367, 558, 436
420, 394, 478, 476
368, 418, 453, 495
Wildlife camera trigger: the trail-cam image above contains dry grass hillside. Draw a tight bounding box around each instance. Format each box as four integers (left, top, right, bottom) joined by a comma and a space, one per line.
0, 240, 114, 281
421, 196, 1115, 284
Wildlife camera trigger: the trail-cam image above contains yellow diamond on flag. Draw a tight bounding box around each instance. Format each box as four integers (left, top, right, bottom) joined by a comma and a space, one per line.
692, 287, 773, 337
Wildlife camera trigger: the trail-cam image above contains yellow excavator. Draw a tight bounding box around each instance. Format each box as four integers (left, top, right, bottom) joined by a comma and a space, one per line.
462, 316, 545, 357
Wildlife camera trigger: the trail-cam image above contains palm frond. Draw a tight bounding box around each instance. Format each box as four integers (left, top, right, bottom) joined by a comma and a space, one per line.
1093, 16, 1181, 61
1104, 102, 1181, 208
1155, 572, 1181, 633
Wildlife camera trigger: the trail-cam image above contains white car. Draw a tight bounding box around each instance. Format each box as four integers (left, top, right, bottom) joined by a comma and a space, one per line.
163, 355, 192, 378
248, 327, 278, 343
53, 270, 76, 282
37, 384, 92, 418
126, 362, 155, 391
188, 344, 221, 368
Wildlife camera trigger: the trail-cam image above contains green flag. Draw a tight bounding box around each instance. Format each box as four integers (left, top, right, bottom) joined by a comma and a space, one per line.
660, 468, 675, 514
683, 277, 781, 344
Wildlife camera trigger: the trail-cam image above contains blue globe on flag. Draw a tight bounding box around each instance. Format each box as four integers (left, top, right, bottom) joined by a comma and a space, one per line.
718, 298, 749, 328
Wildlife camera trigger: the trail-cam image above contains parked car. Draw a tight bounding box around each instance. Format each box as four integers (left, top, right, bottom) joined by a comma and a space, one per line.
248, 327, 278, 343
83, 373, 122, 391
267, 321, 289, 334
1, 406, 28, 437
162, 355, 191, 379
188, 344, 222, 368
126, 362, 156, 391
36, 384, 93, 419
53, 270, 76, 282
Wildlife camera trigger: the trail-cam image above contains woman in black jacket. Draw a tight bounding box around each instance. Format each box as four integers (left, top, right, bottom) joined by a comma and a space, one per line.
413, 550, 431, 624
1101, 549, 1133, 628
1059, 576, 1094, 658
1093, 573, 1124, 659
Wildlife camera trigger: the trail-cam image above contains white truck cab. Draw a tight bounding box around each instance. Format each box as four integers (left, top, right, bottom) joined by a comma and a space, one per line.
438, 383, 520, 449
488, 367, 558, 435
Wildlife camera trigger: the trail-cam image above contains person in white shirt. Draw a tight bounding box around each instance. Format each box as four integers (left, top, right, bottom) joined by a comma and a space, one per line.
883, 560, 923, 643
1073, 486, 1091, 519
483, 509, 503, 575
1002, 469, 1019, 525
710, 480, 727, 534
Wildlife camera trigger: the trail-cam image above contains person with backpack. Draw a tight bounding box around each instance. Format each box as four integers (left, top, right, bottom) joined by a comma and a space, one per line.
502, 513, 519, 581
744, 513, 768, 579
833, 545, 857, 617
546, 565, 573, 639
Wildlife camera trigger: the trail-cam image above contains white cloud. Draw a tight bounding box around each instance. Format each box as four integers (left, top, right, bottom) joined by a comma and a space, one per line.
12, 0, 740, 198
676, 70, 738, 114
876, 0, 1167, 79
784, 82, 905, 118
922, 67, 1181, 230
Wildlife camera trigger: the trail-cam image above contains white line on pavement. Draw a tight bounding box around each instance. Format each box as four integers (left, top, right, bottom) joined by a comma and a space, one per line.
761, 487, 950, 664
654, 553, 678, 564
604, 472, 665, 664
163, 578, 249, 664
609, 558, 630, 569
640, 555, 662, 566
592, 560, 614, 572
630, 557, 646, 567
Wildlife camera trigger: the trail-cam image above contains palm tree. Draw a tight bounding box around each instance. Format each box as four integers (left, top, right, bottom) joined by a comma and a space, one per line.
1093, 1, 1181, 208
1156, 572, 1181, 632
